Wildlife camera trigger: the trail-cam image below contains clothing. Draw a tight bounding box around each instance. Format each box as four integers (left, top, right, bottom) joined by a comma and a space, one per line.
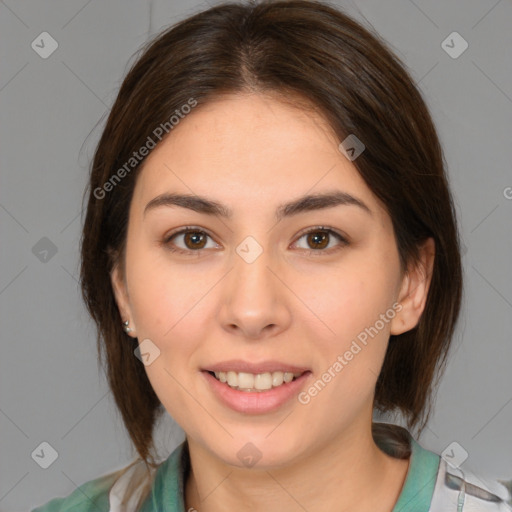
31, 424, 511, 511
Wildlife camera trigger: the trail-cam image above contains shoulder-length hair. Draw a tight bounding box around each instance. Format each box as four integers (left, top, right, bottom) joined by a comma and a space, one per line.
80, 0, 463, 505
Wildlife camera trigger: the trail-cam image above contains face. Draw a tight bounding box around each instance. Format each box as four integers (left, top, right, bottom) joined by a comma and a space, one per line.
111, 93, 431, 469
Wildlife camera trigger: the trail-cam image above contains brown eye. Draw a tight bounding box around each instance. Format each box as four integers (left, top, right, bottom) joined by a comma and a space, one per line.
163, 225, 348, 257
164, 227, 218, 255
306, 231, 329, 249
183, 231, 208, 250
294, 227, 348, 255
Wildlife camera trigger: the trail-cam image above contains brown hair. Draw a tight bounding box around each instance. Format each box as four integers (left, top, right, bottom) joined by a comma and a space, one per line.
80, 0, 463, 505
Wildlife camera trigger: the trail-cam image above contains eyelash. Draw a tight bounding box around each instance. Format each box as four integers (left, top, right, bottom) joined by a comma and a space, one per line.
163, 225, 349, 257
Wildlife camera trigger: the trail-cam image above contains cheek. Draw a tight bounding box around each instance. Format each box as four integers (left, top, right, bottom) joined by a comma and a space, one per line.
292, 253, 399, 410
296, 257, 397, 348
126, 247, 206, 339
125, 253, 208, 430
296, 273, 394, 431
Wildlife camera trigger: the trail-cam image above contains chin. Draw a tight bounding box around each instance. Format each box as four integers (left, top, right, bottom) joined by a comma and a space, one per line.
203, 431, 308, 470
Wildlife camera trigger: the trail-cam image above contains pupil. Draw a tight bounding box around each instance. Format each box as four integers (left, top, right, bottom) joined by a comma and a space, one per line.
310, 231, 328, 249
186, 232, 205, 249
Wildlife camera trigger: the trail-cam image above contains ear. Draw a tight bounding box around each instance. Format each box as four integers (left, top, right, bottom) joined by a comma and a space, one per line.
390, 237, 435, 335
110, 262, 137, 337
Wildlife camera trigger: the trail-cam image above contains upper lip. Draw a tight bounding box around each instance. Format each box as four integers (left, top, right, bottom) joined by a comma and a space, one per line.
204, 359, 310, 374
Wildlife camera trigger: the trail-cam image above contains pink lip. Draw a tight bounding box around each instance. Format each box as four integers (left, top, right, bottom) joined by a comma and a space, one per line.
202, 370, 312, 414
204, 359, 310, 374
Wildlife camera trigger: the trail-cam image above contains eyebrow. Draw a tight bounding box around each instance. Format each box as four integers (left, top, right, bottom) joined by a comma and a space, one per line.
143, 190, 372, 221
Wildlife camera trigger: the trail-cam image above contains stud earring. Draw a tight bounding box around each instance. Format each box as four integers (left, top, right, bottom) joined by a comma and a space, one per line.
123, 320, 133, 333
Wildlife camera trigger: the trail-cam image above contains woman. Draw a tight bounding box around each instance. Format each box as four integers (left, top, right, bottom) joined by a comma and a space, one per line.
32, 1, 511, 510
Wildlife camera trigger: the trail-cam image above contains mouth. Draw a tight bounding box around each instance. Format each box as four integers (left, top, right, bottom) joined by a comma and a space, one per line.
206, 370, 306, 392
201, 363, 312, 414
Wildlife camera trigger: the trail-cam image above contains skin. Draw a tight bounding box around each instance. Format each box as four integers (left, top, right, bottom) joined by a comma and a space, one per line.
111, 92, 435, 512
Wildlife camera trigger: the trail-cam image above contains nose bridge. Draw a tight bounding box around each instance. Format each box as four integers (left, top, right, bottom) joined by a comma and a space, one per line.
219, 233, 289, 337
232, 234, 275, 298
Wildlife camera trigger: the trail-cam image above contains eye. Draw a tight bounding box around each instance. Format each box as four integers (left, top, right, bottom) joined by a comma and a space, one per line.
163, 225, 349, 257
292, 226, 349, 255
163, 226, 219, 256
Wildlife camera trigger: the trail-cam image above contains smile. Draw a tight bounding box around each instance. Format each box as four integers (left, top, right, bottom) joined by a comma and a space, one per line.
209, 370, 304, 392
202, 366, 312, 414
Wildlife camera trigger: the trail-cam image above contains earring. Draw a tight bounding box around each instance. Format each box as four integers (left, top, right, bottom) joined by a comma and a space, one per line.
123, 320, 133, 333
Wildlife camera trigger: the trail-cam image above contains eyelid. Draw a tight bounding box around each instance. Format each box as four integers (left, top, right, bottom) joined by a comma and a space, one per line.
164, 225, 214, 243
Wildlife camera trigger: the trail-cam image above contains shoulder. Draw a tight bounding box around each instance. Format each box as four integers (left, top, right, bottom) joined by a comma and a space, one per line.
31, 446, 181, 512
372, 423, 511, 512
429, 457, 512, 511
30, 468, 123, 512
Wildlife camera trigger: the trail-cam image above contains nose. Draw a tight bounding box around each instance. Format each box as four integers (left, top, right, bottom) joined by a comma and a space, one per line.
218, 244, 292, 340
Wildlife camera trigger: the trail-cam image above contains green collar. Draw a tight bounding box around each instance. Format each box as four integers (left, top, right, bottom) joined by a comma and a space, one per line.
392, 435, 440, 512
140, 439, 189, 511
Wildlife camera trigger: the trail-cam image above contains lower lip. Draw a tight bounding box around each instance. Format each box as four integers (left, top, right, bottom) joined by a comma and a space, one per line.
202, 371, 312, 414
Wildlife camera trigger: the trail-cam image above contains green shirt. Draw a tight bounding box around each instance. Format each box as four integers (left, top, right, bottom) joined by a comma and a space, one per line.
31, 428, 442, 512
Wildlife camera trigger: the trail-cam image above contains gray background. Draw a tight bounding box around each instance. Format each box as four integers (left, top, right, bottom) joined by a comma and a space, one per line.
1, 0, 511, 510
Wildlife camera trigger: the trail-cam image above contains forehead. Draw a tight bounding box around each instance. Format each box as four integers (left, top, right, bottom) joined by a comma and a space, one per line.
131, 93, 384, 220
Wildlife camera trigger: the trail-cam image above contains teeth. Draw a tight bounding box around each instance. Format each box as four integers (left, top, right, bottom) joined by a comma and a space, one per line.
272, 372, 284, 387
283, 372, 294, 383
254, 372, 272, 390
227, 371, 238, 387
238, 372, 254, 389
213, 370, 303, 391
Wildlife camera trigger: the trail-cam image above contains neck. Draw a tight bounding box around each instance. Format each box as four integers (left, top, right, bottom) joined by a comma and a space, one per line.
184, 420, 410, 512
